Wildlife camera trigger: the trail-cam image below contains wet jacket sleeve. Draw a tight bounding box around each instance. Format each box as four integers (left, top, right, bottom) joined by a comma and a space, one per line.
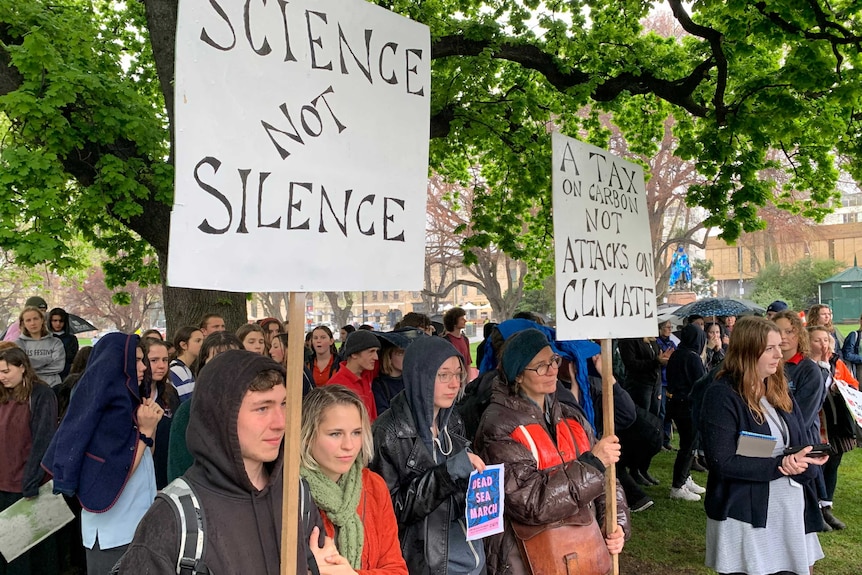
477, 414, 605, 525
24, 384, 57, 497
370, 424, 466, 527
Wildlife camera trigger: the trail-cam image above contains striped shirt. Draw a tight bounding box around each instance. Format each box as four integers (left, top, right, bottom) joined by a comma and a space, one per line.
169, 359, 195, 402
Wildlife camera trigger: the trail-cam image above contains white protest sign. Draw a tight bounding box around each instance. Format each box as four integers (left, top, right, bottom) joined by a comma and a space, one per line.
552, 132, 657, 340
836, 381, 862, 427
168, 0, 430, 291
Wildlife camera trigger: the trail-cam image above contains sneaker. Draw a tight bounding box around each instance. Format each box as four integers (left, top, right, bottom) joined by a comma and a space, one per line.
631, 497, 655, 513
670, 486, 701, 501
684, 476, 706, 495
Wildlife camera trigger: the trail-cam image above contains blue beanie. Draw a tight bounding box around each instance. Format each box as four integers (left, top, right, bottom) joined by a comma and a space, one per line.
501, 329, 551, 383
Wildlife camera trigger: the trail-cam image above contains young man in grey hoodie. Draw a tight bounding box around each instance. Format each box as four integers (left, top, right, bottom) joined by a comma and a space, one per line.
371, 336, 486, 575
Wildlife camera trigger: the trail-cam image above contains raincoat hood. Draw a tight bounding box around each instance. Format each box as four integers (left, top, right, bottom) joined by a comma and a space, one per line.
403, 336, 461, 453
678, 324, 707, 354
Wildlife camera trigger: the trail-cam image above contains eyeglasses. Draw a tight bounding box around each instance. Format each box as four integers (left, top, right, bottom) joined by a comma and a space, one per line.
523, 355, 563, 376
436, 371, 465, 384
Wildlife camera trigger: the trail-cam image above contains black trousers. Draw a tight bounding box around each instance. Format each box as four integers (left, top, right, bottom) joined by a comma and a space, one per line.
627, 381, 661, 416
667, 397, 696, 488
85, 537, 127, 575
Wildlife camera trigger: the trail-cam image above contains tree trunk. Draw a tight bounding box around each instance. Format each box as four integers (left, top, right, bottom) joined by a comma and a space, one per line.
258, 292, 289, 320
324, 292, 355, 329
157, 252, 248, 336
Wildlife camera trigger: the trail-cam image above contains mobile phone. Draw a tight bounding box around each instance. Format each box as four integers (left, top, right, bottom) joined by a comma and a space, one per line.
783, 444, 834, 457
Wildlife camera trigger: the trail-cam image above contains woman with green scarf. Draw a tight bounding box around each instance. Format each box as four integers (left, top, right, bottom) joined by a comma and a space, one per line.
300, 385, 408, 575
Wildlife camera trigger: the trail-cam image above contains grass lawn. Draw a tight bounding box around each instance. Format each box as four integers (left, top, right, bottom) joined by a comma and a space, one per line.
620, 445, 862, 574
465, 334, 862, 573
469, 339, 482, 362
836, 324, 857, 338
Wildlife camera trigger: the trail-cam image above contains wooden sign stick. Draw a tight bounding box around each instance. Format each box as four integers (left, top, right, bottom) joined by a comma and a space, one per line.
281, 292, 306, 575
601, 338, 619, 575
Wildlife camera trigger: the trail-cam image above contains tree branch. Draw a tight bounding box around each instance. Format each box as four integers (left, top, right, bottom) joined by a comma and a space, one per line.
430, 33, 712, 139
667, 0, 727, 123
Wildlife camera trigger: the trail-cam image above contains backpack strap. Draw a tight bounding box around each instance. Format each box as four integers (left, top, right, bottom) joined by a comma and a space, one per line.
159, 478, 209, 575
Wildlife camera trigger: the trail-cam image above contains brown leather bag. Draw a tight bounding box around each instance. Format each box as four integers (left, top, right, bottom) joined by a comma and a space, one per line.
510, 516, 611, 575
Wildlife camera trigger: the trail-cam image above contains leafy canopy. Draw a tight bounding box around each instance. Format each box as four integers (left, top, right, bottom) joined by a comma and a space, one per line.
0, 0, 860, 291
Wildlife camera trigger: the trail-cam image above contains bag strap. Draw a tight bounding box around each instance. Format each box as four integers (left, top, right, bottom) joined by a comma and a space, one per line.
159, 478, 209, 575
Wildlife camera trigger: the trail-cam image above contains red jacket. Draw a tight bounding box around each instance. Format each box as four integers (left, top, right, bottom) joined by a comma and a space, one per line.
319, 468, 408, 575
325, 362, 378, 421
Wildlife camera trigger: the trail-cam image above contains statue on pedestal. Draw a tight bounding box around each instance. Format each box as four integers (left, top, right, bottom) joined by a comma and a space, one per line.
669, 244, 692, 291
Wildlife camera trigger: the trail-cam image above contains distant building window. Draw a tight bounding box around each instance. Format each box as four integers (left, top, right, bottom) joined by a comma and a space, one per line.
393, 292, 400, 301
383, 291, 389, 301
412, 291, 420, 299
842, 213, 859, 223
461, 285, 468, 296
841, 195, 862, 208
372, 291, 378, 302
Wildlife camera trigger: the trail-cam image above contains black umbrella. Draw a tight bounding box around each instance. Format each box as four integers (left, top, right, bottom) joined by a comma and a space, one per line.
67, 314, 97, 334
672, 298, 764, 318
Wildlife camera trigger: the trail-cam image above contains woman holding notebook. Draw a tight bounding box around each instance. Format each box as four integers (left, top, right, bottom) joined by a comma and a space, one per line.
699, 316, 828, 575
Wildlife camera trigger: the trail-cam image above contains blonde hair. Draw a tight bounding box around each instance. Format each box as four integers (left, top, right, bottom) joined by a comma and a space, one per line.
380, 346, 404, 375
300, 385, 373, 471
18, 306, 48, 338
717, 316, 792, 422
806, 325, 833, 359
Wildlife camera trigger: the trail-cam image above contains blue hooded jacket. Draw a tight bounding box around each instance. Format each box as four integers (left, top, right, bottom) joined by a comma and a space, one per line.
42, 332, 144, 512
478, 319, 601, 427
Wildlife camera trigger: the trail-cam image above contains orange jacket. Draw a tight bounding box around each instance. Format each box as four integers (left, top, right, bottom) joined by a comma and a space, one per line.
320, 468, 408, 575
833, 358, 859, 389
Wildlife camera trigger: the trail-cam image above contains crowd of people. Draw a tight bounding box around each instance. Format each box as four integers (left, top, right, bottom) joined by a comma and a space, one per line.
0, 296, 856, 575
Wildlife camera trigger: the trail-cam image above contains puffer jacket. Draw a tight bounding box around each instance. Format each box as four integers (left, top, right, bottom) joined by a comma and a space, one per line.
473, 382, 630, 575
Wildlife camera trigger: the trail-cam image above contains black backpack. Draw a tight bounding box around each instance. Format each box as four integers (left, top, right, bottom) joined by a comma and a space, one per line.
160, 478, 209, 575
107, 477, 208, 575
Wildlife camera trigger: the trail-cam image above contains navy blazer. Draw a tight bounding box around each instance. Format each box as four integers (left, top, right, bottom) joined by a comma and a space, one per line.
700, 376, 821, 533
42, 333, 143, 512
